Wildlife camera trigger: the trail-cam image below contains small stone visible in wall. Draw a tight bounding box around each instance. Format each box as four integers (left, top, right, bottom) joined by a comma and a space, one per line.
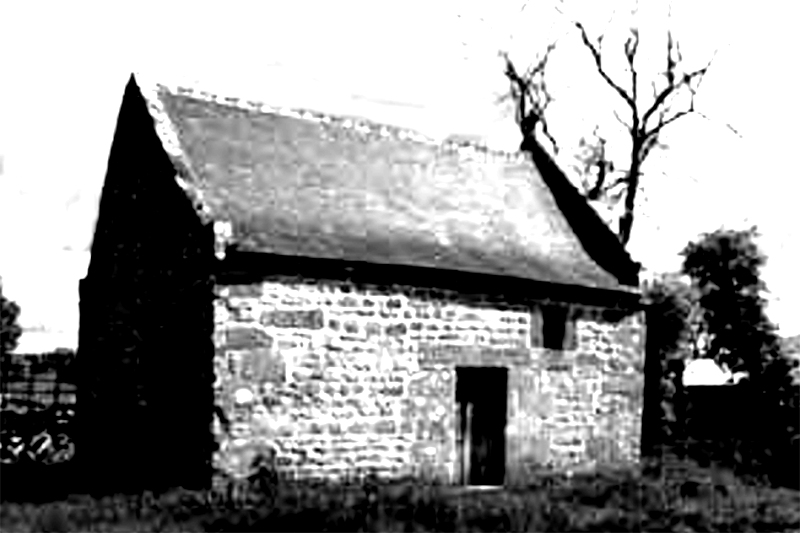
262, 310, 325, 329
223, 326, 274, 350
386, 298, 403, 309
374, 419, 396, 434
228, 284, 262, 298
234, 388, 254, 405
385, 324, 407, 337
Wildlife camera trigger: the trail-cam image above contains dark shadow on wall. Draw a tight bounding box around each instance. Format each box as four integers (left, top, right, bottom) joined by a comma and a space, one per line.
76, 75, 216, 497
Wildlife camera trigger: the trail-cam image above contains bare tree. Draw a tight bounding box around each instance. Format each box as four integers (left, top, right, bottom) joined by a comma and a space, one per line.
574, 126, 618, 202
500, 43, 559, 155
504, 5, 738, 247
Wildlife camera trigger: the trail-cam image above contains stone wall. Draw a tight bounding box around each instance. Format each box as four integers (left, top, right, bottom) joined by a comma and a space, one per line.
212, 279, 645, 484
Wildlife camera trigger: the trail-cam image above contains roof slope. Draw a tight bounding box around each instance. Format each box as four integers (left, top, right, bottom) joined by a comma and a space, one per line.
135, 75, 639, 291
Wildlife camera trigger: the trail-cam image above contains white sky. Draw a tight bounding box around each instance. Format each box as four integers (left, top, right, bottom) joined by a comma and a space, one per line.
1, 1, 798, 354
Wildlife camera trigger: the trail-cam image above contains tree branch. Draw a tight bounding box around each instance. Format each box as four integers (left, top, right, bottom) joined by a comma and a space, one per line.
575, 22, 637, 113
586, 174, 606, 201
639, 133, 660, 162
501, 43, 560, 153
666, 29, 677, 87
613, 109, 632, 132
642, 58, 713, 130
624, 27, 639, 104
646, 108, 693, 143
606, 175, 629, 190
582, 131, 612, 200
590, 173, 629, 201
694, 110, 743, 138
539, 116, 560, 155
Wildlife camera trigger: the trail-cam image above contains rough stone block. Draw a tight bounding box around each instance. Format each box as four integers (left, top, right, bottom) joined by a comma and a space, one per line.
519, 437, 550, 466
237, 347, 285, 383
223, 326, 273, 350
521, 391, 554, 418
385, 323, 408, 336
261, 309, 324, 329
339, 296, 359, 307
371, 419, 397, 434
585, 435, 623, 464
228, 284, 263, 298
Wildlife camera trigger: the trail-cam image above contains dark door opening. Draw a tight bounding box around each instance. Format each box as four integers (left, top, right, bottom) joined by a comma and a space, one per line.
455, 366, 508, 486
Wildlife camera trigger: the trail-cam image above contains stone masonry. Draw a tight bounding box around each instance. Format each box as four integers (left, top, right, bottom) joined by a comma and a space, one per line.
212, 279, 645, 484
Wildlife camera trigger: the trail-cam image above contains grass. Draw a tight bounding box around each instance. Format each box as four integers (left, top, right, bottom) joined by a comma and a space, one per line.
1, 459, 799, 532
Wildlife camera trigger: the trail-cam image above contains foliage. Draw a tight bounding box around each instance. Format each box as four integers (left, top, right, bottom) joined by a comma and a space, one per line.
680, 227, 799, 438
641, 227, 799, 488
641, 273, 695, 445
0, 277, 22, 358
680, 227, 786, 382
1, 462, 799, 532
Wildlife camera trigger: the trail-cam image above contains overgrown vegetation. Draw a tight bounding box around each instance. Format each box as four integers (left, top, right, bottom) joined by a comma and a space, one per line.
642, 227, 800, 489
1, 461, 798, 532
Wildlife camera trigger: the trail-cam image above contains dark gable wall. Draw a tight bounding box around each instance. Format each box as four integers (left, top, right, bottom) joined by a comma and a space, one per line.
78, 75, 216, 495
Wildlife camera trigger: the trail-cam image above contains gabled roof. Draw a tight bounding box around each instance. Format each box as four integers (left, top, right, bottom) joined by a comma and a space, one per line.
132, 74, 640, 291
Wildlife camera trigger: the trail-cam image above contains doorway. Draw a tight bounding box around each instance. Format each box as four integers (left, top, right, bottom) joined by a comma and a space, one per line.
455, 366, 508, 486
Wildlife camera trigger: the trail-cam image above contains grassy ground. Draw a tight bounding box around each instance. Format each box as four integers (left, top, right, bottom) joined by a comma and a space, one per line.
1, 460, 799, 532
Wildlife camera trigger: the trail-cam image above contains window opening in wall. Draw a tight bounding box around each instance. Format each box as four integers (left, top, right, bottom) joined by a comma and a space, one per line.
540, 305, 577, 350
542, 305, 568, 350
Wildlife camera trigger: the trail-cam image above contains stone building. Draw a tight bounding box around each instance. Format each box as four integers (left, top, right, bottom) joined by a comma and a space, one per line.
77, 74, 646, 494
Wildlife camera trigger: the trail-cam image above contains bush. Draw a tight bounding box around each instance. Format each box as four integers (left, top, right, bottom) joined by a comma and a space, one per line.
0, 280, 22, 358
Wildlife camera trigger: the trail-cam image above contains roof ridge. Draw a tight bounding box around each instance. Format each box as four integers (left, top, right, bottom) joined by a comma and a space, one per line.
137, 73, 528, 164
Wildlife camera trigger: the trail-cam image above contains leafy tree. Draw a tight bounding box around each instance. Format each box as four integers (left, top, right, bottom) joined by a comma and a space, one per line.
640, 272, 696, 462
0, 276, 22, 357
640, 228, 799, 487
679, 226, 784, 384
679, 226, 799, 485
502, 1, 739, 246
